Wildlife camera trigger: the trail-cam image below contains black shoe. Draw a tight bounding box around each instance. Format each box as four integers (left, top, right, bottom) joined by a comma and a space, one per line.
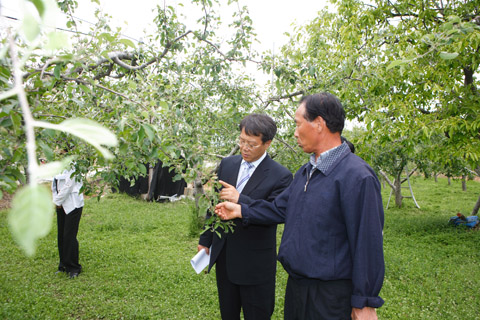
69, 272, 79, 279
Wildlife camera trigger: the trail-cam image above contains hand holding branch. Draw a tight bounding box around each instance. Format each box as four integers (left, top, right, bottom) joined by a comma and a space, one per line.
218, 180, 240, 203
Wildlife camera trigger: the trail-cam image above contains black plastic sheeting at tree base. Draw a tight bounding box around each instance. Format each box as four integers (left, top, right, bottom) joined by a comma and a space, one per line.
115, 161, 187, 202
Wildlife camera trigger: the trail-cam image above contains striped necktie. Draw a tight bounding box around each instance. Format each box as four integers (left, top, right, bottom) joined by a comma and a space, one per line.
236, 162, 254, 193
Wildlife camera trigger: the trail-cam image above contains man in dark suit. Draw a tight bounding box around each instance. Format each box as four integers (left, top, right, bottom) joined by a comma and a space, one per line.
198, 114, 292, 320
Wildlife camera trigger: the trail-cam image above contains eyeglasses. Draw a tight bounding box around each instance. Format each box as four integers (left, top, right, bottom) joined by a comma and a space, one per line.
237, 138, 261, 150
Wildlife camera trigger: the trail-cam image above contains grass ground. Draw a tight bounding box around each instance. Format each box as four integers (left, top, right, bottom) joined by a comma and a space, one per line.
0, 176, 479, 319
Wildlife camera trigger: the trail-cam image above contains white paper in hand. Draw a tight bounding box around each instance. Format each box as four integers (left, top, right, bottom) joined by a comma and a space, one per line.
191, 247, 211, 274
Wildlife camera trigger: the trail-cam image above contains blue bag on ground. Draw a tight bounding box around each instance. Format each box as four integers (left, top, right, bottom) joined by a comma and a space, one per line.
449, 215, 479, 228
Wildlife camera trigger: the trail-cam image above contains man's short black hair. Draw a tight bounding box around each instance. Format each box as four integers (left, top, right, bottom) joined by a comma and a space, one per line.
299, 92, 345, 133
239, 114, 277, 143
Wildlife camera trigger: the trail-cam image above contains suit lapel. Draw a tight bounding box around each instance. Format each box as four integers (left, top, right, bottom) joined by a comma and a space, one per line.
241, 156, 270, 195
224, 155, 243, 186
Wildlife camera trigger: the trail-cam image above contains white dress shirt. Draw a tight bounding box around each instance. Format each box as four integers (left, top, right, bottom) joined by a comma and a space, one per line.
52, 168, 84, 214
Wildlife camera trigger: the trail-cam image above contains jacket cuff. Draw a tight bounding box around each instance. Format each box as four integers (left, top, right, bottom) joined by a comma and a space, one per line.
240, 203, 250, 226
198, 240, 211, 247
351, 295, 384, 308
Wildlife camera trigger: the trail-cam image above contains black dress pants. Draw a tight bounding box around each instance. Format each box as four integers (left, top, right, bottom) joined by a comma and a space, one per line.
56, 206, 82, 273
215, 247, 275, 320
284, 276, 353, 320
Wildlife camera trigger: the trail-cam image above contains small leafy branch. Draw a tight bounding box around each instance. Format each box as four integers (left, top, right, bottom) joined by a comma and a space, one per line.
197, 177, 235, 238
3, 0, 118, 256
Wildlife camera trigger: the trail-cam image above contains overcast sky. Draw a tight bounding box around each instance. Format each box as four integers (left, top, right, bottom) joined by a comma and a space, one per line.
1, 0, 328, 51
77, 0, 329, 52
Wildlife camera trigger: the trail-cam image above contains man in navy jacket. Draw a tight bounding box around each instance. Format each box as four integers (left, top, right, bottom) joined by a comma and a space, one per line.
215, 93, 385, 320
198, 114, 292, 320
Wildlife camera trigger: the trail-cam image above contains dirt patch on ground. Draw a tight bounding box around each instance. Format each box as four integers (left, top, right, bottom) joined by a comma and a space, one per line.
0, 192, 13, 210
435, 174, 480, 182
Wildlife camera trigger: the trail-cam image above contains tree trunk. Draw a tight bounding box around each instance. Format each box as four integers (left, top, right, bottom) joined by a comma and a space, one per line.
434, 173, 438, 183
193, 178, 204, 208
394, 171, 403, 208
448, 177, 451, 185
472, 194, 480, 215
462, 175, 467, 191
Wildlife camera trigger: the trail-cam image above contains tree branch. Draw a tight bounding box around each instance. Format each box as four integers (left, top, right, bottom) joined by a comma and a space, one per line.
379, 170, 395, 190
8, 34, 38, 183
275, 136, 298, 154
267, 86, 314, 103
35, 70, 143, 106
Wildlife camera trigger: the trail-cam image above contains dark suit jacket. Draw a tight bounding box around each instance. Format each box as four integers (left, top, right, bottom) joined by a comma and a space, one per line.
199, 154, 292, 285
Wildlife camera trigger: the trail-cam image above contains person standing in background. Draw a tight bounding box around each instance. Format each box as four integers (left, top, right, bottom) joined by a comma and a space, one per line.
52, 165, 84, 279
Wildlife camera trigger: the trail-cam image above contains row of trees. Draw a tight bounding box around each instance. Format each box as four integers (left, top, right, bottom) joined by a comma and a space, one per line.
1, 0, 479, 255
269, 0, 480, 209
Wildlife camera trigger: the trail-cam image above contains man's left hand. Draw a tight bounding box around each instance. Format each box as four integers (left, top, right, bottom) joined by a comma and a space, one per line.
218, 180, 240, 203
351, 307, 377, 320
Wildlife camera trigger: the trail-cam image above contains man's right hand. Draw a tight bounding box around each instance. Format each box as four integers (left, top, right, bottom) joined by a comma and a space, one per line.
218, 180, 240, 203
197, 245, 209, 255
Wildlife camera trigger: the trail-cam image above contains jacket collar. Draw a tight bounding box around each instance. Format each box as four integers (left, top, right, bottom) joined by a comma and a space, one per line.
302, 143, 351, 176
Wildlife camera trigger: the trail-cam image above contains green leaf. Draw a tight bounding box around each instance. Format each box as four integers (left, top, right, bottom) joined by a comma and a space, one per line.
53, 63, 62, 79
8, 184, 54, 256
128, 80, 137, 90
447, 15, 461, 24
11, 113, 22, 134
60, 119, 118, 158
137, 126, 145, 142
34, 119, 118, 159
142, 124, 155, 142
387, 59, 409, 70
119, 39, 136, 48
45, 31, 69, 51
37, 140, 53, 161
79, 84, 91, 94
21, 13, 40, 42
99, 33, 115, 42
139, 163, 147, 176
0, 44, 9, 60
28, 0, 46, 18
439, 52, 459, 60
119, 141, 128, 155
36, 157, 75, 180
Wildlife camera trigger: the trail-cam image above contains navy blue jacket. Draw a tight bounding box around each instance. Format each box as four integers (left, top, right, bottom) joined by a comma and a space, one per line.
241, 145, 385, 308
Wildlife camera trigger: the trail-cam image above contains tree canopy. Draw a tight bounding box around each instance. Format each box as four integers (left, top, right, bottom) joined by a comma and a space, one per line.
269, 0, 480, 208
1, 0, 479, 254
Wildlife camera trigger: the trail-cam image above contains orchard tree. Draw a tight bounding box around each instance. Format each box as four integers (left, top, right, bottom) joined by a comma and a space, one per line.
0, 0, 275, 254
263, 0, 480, 210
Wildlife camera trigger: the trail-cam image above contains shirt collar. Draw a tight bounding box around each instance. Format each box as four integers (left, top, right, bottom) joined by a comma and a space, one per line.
309, 142, 349, 174
241, 151, 267, 169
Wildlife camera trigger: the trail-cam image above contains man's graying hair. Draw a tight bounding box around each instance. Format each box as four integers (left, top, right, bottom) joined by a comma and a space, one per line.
300, 92, 345, 134
239, 114, 277, 143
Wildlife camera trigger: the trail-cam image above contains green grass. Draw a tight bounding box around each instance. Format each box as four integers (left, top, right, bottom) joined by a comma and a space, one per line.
1, 177, 479, 319
380, 177, 480, 320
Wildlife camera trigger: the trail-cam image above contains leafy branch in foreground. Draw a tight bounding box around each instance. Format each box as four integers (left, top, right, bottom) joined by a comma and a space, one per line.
2, 0, 117, 256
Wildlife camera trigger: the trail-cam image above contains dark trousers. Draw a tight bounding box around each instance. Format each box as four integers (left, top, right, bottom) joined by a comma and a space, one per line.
215, 248, 275, 320
284, 276, 353, 320
56, 206, 82, 273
